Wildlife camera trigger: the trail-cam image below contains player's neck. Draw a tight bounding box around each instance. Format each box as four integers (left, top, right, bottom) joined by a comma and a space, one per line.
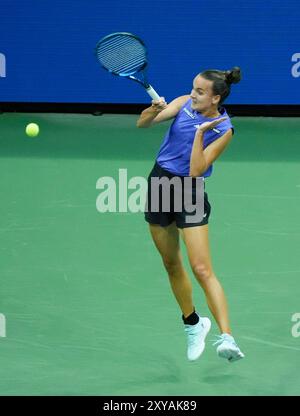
200, 107, 220, 118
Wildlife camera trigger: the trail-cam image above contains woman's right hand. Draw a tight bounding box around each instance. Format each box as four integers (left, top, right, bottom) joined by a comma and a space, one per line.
151, 97, 167, 112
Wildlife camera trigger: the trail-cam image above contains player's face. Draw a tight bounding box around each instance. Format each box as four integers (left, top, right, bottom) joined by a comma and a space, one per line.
190, 76, 220, 112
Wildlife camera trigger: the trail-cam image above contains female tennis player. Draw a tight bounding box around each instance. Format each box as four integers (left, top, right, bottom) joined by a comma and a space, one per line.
137, 67, 245, 362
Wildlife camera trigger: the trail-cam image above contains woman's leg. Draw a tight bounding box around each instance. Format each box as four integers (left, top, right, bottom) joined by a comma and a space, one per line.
148, 222, 194, 318
181, 224, 231, 334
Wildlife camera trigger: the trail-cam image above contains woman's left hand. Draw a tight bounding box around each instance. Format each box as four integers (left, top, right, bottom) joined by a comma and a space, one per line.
196, 117, 228, 134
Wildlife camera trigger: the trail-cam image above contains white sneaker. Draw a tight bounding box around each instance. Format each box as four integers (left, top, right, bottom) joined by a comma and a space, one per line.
213, 333, 245, 362
184, 317, 211, 361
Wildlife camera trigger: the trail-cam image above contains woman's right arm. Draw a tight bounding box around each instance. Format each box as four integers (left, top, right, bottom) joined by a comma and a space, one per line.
136, 95, 190, 128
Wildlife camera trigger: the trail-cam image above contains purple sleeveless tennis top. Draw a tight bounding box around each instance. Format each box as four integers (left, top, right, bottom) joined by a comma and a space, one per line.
156, 98, 234, 177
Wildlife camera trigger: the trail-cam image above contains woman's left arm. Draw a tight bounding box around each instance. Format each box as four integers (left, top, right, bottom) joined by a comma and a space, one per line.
189, 119, 233, 177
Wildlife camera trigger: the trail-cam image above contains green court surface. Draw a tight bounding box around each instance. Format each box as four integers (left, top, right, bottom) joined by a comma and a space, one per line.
0, 113, 299, 396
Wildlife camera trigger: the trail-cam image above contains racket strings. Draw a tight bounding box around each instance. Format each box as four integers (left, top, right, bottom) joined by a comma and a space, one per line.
99, 52, 145, 73
97, 49, 145, 73
96, 35, 147, 75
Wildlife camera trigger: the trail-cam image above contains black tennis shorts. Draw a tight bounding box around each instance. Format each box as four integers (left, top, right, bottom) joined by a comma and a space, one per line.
144, 162, 211, 228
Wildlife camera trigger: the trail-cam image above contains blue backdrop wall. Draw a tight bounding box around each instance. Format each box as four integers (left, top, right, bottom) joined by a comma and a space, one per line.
0, 0, 299, 104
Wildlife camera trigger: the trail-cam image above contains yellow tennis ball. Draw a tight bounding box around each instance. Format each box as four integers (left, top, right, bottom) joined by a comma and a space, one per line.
25, 123, 39, 137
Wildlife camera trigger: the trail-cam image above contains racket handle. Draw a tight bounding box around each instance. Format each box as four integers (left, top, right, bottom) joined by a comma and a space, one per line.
146, 85, 160, 101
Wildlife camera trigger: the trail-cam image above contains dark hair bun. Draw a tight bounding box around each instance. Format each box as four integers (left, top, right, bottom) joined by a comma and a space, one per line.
225, 67, 241, 84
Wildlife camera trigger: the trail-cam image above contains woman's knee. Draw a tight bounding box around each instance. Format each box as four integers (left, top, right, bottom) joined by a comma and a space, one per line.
191, 262, 213, 284
162, 257, 183, 275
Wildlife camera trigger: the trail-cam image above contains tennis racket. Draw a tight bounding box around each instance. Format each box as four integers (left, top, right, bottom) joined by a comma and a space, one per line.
95, 32, 160, 100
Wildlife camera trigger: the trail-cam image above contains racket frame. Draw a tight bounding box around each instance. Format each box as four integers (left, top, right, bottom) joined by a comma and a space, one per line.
95, 32, 160, 100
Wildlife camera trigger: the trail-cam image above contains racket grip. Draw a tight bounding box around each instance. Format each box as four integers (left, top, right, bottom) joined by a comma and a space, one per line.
146, 85, 161, 101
